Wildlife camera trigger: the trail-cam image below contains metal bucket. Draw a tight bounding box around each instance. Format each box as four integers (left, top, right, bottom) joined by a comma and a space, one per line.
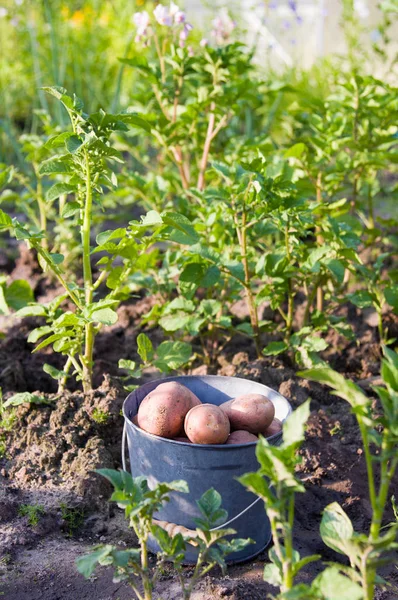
122, 375, 292, 563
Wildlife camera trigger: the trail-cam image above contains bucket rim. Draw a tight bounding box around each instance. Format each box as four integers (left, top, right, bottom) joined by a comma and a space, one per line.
122, 374, 292, 450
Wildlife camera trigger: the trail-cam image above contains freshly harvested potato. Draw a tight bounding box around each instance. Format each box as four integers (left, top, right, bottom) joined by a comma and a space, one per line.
152, 381, 201, 409
263, 418, 282, 437
226, 430, 258, 445
137, 381, 199, 438
185, 404, 230, 444
132, 415, 139, 426
220, 393, 275, 434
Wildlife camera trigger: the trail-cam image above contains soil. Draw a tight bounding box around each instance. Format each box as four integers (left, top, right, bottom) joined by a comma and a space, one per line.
1, 246, 398, 600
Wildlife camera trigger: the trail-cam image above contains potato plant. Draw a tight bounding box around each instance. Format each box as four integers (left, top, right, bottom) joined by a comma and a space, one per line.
76, 470, 250, 600
240, 348, 398, 599
0, 88, 196, 392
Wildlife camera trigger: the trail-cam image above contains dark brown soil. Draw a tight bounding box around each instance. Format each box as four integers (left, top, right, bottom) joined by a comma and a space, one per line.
0, 246, 397, 599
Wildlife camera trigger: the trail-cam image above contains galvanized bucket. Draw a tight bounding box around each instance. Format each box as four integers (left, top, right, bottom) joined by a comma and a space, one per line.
122, 375, 292, 563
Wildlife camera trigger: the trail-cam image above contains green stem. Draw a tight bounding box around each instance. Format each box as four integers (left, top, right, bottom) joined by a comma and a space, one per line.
284, 222, 294, 334
140, 537, 152, 600
33, 243, 82, 309
81, 150, 94, 393
303, 274, 322, 326
57, 356, 73, 394
282, 495, 295, 591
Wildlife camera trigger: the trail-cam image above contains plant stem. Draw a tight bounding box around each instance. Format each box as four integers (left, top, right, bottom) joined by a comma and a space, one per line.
282, 496, 295, 591
81, 150, 94, 393
315, 172, 324, 312
367, 186, 375, 229
197, 103, 216, 191
303, 274, 322, 326
284, 221, 294, 334
235, 198, 261, 357
58, 356, 72, 394
140, 538, 152, 600
153, 33, 166, 83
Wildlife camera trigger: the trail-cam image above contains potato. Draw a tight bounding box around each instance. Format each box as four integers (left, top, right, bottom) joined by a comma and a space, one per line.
137, 381, 198, 438
263, 418, 282, 438
220, 393, 275, 434
152, 381, 201, 409
185, 404, 230, 444
132, 415, 139, 426
226, 430, 258, 445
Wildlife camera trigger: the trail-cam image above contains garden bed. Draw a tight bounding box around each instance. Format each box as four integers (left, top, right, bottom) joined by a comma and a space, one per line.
0, 261, 397, 599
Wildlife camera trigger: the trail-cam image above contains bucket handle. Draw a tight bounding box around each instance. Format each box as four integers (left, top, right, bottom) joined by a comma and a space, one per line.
121, 422, 261, 534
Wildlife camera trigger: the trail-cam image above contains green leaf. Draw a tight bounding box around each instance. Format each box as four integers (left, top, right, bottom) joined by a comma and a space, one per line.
28, 326, 53, 343
49, 253, 64, 265
263, 341, 288, 356
76, 545, 114, 578
238, 472, 272, 502
320, 502, 354, 555
263, 562, 282, 586
39, 158, 73, 175
15, 305, 47, 318
118, 359, 136, 370
46, 183, 76, 202
137, 333, 154, 363
385, 286, 398, 311
298, 367, 369, 409
312, 566, 363, 600
90, 307, 118, 326
43, 363, 67, 380
123, 113, 152, 132
284, 143, 307, 159
197, 488, 224, 521
283, 399, 311, 446
62, 202, 80, 219
65, 135, 83, 153
155, 341, 192, 371
348, 290, 375, 309
161, 212, 199, 245
0, 209, 12, 230
4, 280, 34, 311
3, 392, 48, 408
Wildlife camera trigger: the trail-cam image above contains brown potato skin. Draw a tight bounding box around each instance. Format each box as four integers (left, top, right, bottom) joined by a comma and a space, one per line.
226, 430, 258, 444
220, 394, 275, 434
137, 382, 199, 438
185, 404, 230, 444
263, 418, 282, 437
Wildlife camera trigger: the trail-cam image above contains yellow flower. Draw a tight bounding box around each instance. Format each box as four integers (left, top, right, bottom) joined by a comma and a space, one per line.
99, 12, 110, 26
60, 6, 69, 19
70, 9, 85, 27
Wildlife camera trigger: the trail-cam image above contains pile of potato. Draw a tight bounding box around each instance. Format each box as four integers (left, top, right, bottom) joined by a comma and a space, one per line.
134, 381, 282, 445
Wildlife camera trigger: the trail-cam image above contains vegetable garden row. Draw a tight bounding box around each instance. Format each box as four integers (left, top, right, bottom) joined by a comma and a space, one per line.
0, 2, 397, 599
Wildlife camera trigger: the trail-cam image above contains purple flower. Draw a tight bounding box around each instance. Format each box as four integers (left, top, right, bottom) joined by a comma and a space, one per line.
179, 22, 193, 47
211, 11, 236, 45
174, 10, 186, 23
269, 1, 278, 9
154, 4, 173, 26
288, 0, 297, 13
132, 10, 150, 36
200, 38, 209, 47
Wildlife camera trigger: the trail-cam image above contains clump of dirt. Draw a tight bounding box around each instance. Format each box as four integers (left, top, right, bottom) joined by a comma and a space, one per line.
2, 376, 125, 503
